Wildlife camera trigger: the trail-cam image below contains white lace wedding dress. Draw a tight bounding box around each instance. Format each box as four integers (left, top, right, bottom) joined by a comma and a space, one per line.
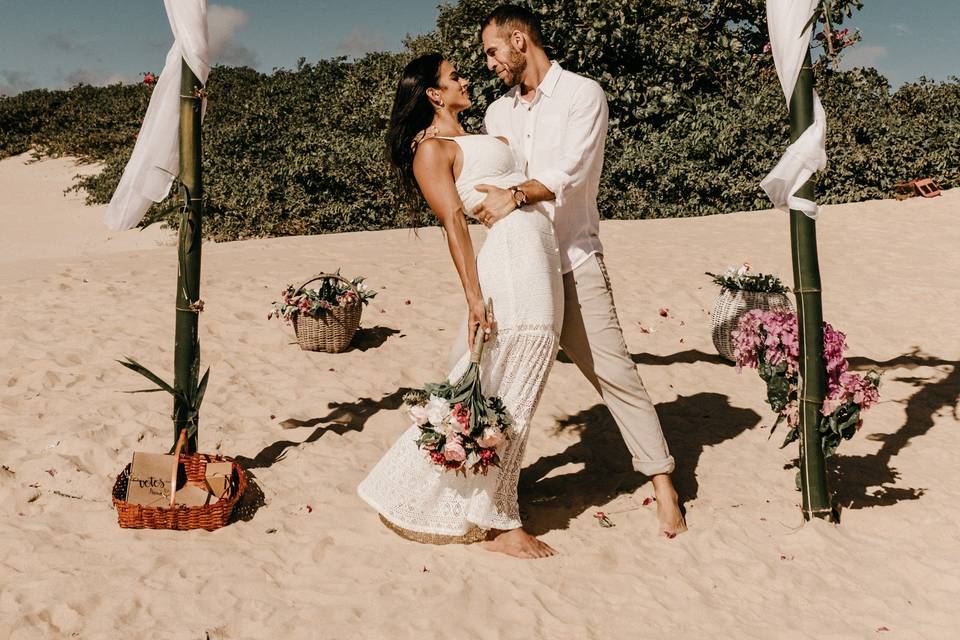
357, 135, 563, 541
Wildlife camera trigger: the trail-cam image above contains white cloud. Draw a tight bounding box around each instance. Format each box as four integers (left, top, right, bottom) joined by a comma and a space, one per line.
891, 23, 912, 36
839, 45, 888, 70
0, 70, 36, 96
208, 4, 258, 67
338, 27, 388, 58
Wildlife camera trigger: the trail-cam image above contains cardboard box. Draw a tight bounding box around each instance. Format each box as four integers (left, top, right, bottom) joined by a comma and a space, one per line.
125, 451, 219, 508
174, 482, 217, 507
125, 452, 177, 508
204, 462, 233, 499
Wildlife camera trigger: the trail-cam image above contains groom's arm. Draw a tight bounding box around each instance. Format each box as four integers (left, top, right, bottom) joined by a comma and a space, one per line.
527, 80, 608, 208
470, 179, 554, 227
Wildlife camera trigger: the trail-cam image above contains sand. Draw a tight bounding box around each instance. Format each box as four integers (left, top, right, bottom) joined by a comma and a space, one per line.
1, 152, 958, 639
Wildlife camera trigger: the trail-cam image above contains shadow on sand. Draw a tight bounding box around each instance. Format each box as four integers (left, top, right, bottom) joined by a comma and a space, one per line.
526, 345, 957, 531
234, 387, 413, 471
830, 348, 958, 509
520, 392, 761, 535
349, 325, 401, 351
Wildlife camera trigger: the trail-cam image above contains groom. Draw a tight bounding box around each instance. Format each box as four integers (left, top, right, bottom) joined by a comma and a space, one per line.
472, 4, 686, 537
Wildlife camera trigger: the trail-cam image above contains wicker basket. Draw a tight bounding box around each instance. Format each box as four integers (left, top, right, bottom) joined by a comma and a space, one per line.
291, 273, 363, 353
112, 452, 247, 531
711, 289, 793, 361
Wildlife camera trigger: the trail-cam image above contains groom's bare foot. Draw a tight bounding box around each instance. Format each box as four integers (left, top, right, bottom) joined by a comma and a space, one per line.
651, 474, 687, 538
483, 528, 556, 559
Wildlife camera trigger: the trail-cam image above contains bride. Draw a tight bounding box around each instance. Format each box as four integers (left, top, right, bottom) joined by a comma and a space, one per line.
357, 53, 563, 559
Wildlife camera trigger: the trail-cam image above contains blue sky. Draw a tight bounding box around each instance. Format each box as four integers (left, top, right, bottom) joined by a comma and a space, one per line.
1, 1, 956, 96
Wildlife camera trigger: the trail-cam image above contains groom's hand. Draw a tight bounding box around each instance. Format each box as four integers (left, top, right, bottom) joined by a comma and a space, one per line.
470, 184, 516, 228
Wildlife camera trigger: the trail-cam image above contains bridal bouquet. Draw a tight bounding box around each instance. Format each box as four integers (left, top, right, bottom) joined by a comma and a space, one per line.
404, 300, 511, 475
732, 309, 881, 457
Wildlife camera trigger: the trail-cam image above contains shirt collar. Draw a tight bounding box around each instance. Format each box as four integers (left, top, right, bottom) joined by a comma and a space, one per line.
538, 61, 562, 97
511, 61, 562, 106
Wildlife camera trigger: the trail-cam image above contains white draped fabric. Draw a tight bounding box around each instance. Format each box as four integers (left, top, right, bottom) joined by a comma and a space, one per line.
103, 0, 209, 231
760, 0, 826, 220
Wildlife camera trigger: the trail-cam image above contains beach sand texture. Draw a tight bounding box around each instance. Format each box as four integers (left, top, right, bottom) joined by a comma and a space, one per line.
1, 153, 958, 639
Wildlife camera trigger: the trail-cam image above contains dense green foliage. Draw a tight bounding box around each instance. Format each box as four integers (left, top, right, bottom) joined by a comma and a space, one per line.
1, 0, 957, 239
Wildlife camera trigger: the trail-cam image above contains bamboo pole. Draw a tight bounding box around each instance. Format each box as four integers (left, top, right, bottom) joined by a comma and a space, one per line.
173, 58, 204, 453
788, 50, 831, 520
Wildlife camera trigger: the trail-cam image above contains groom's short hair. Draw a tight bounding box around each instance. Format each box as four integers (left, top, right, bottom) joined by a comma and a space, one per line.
481, 4, 544, 48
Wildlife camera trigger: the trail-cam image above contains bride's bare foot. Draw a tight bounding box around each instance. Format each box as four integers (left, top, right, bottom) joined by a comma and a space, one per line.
482, 528, 557, 559
651, 474, 687, 539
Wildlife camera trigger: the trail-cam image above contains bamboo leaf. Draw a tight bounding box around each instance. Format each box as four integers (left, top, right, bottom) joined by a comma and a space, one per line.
118, 357, 177, 396
193, 367, 211, 409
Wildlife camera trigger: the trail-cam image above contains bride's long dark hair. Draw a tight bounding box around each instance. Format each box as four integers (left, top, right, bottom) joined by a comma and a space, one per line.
385, 53, 444, 211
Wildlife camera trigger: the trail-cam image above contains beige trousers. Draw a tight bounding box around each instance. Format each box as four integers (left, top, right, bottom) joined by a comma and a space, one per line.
559, 254, 675, 476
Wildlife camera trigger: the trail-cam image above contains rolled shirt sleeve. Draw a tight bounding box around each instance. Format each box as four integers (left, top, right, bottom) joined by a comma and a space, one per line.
528, 80, 608, 208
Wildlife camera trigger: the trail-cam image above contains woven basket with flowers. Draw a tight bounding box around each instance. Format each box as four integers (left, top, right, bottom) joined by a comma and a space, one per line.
269, 272, 376, 353
707, 264, 793, 361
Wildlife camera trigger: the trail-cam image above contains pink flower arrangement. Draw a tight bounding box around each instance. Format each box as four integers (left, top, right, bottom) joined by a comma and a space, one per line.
732, 309, 880, 456
142, 72, 156, 86
814, 26, 861, 54
268, 273, 375, 322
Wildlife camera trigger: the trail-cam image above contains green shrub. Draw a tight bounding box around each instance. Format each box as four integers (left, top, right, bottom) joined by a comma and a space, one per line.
0, 0, 956, 239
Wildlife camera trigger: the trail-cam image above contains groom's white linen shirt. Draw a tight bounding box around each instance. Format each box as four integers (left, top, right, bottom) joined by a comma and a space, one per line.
484, 62, 608, 274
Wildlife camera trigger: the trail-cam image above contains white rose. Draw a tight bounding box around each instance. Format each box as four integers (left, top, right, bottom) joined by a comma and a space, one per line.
426, 395, 451, 427
407, 403, 429, 426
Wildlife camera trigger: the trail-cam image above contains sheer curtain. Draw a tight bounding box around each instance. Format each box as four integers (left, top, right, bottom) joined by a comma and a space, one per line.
104, 0, 209, 231
760, 0, 827, 220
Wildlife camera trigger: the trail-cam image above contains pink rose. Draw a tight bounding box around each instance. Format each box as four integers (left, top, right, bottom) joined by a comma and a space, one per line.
452, 403, 471, 435
443, 440, 466, 463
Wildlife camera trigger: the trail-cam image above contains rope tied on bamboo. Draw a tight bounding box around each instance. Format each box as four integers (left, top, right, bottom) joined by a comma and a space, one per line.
176, 299, 205, 314
178, 87, 208, 100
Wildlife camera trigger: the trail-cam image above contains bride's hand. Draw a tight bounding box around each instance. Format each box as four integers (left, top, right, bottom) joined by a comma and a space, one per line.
467, 297, 493, 349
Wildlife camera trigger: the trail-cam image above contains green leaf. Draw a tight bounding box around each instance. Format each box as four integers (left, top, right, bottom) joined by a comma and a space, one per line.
192, 366, 211, 410
117, 357, 178, 397
780, 425, 800, 449
766, 374, 791, 412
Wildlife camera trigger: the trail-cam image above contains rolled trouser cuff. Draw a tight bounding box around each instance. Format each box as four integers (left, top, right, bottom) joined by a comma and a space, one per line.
633, 454, 675, 477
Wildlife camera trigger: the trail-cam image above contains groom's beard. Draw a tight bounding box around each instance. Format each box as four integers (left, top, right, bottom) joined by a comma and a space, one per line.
501, 48, 527, 87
